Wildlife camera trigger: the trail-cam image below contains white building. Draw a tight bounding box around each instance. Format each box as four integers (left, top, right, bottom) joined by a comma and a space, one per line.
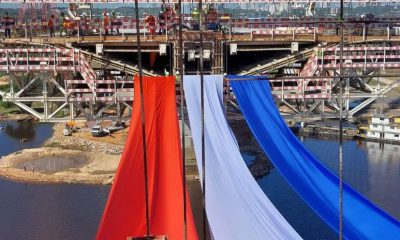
365, 115, 400, 141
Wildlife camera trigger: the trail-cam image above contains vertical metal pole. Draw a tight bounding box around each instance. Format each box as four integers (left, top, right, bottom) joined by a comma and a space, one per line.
339, 0, 344, 239
135, 0, 150, 238
43, 75, 48, 121
224, 43, 229, 115
178, 0, 188, 239
199, 0, 207, 239
78, 19, 80, 43
25, 19, 28, 40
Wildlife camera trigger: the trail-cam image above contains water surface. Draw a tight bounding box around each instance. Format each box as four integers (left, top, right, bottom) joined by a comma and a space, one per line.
1, 121, 399, 240
246, 136, 400, 240
0, 121, 109, 240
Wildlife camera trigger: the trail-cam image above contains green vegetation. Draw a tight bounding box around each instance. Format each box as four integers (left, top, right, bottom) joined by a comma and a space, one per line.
44, 141, 62, 148
0, 83, 20, 115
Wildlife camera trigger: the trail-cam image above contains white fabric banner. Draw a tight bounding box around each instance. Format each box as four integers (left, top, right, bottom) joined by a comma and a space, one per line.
184, 75, 302, 240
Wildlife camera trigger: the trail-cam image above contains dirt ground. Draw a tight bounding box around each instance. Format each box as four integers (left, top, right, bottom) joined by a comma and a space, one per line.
0, 147, 119, 184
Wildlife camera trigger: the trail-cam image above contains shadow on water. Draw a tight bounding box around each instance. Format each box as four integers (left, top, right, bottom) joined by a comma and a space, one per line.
4, 121, 35, 140
0, 121, 53, 157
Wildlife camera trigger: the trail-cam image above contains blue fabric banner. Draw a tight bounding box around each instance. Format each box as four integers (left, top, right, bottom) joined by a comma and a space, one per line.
229, 76, 400, 240
184, 75, 302, 240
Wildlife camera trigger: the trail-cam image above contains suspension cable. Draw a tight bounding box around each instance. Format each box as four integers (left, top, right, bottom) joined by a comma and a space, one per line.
199, 0, 207, 239
178, 0, 188, 239
134, 1, 150, 239
339, 0, 344, 239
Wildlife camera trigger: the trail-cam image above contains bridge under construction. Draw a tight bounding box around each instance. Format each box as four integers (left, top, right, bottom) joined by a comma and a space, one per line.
1, 1, 400, 122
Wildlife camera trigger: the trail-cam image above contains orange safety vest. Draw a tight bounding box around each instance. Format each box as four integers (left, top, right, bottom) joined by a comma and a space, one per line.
104, 15, 109, 26
145, 15, 156, 26
48, 18, 54, 28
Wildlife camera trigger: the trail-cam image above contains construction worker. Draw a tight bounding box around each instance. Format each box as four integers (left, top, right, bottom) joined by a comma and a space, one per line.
103, 11, 109, 36
162, 6, 175, 34
145, 13, 156, 39
158, 10, 166, 35
59, 12, 67, 36
80, 12, 88, 36
161, 0, 166, 13
206, 4, 218, 31
111, 11, 120, 35
48, 14, 55, 37
1, 12, 13, 38
191, 7, 200, 31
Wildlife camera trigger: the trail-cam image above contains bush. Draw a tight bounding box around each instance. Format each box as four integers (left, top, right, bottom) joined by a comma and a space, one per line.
0, 101, 12, 108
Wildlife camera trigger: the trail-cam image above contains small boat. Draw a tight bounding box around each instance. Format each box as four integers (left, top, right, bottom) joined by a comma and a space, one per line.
0, 125, 5, 130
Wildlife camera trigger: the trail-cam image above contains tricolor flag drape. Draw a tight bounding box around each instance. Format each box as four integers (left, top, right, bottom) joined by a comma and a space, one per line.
97, 76, 198, 240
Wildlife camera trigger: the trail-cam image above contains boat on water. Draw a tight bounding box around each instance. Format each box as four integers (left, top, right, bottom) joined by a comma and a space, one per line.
0, 125, 4, 130
286, 120, 303, 134
356, 114, 400, 144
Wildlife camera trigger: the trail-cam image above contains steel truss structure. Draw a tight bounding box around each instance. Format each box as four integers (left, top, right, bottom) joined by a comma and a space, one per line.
238, 44, 400, 119
0, 46, 156, 122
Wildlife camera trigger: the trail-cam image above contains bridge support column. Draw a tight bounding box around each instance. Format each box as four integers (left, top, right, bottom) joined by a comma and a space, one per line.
43, 76, 48, 122
363, 24, 366, 42
70, 103, 75, 120
9, 74, 15, 101
117, 102, 121, 119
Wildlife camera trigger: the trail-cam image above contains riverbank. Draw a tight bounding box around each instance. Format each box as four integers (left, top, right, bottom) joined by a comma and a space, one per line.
0, 121, 198, 184
0, 122, 122, 184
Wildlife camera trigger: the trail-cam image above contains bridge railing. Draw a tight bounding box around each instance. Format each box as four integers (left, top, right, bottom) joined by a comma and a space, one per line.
270, 78, 332, 100
0, 0, 398, 3
0, 48, 80, 73
316, 45, 400, 70
2, 16, 400, 40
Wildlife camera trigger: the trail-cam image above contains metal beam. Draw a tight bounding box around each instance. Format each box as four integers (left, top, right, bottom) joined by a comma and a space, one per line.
349, 79, 400, 116
48, 102, 68, 120
15, 77, 39, 97
13, 102, 43, 120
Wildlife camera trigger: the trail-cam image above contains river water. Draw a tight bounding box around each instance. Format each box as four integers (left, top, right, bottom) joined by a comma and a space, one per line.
0, 121, 399, 239
0, 121, 110, 240
252, 137, 400, 239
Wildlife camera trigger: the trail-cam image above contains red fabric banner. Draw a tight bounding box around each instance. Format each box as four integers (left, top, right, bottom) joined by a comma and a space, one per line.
97, 76, 198, 240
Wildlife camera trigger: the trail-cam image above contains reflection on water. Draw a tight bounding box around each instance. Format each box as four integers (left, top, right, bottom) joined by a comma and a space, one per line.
1, 120, 399, 240
0, 179, 109, 240
3, 121, 36, 140
364, 141, 400, 218
257, 137, 400, 240
0, 121, 53, 157
16, 156, 88, 173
